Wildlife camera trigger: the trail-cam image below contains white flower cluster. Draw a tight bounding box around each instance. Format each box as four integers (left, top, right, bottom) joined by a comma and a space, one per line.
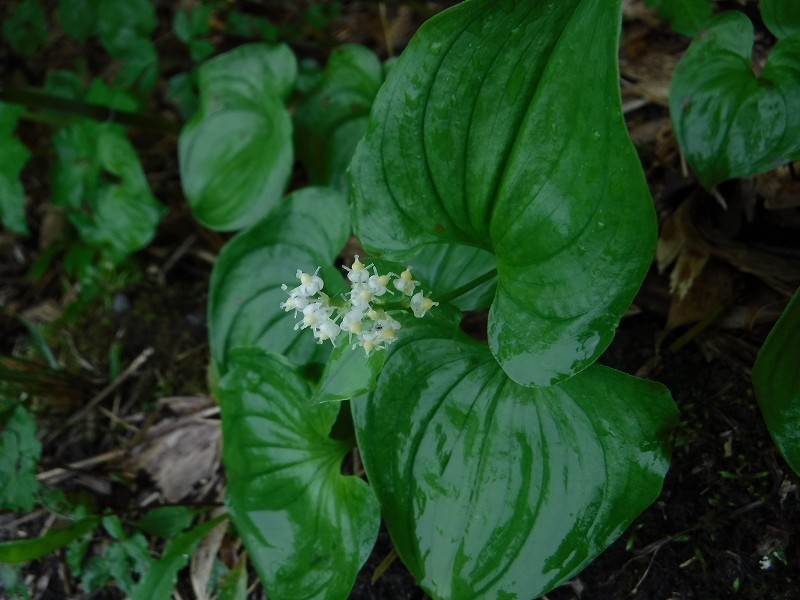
280, 256, 438, 355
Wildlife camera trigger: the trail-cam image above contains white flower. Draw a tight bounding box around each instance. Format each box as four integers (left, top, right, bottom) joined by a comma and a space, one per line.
410, 291, 438, 318
279, 289, 310, 314
393, 267, 418, 296
368, 272, 393, 296
375, 314, 401, 342
343, 255, 370, 284
341, 308, 364, 335
315, 319, 341, 345
349, 284, 373, 310
354, 329, 382, 356
296, 268, 324, 296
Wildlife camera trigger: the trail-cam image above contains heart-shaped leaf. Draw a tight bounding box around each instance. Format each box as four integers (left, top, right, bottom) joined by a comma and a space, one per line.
52, 121, 164, 261
349, 0, 656, 386
295, 44, 384, 192
179, 44, 297, 231
753, 287, 800, 476
0, 103, 30, 235
761, 0, 800, 39
352, 319, 677, 600
208, 187, 350, 375
670, 12, 800, 188
219, 347, 380, 600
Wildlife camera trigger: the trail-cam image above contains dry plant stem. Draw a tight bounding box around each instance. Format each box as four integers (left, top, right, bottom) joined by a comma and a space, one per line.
371, 547, 398, 584
159, 234, 197, 281
37, 449, 126, 483
668, 300, 731, 353
631, 545, 661, 595
379, 3, 394, 57
97, 405, 139, 433
0, 509, 46, 532
64, 347, 154, 428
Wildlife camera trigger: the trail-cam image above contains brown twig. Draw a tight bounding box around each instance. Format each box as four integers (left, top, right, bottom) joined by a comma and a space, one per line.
64, 347, 154, 428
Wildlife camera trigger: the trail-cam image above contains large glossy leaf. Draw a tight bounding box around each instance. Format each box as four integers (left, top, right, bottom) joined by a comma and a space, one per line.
352, 319, 677, 599
753, 287, 800, 476
208, 187, 350, 375
0, 103, 30, 235
179, 44, 297, 231
219, 348, 380, 600
349, 0, 656, 386
670, 12, 800, 188
295, 44, 384, 192
761, 0, 800, 39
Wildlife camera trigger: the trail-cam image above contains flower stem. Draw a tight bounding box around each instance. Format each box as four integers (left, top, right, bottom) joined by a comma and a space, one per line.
438, 268, 497, 303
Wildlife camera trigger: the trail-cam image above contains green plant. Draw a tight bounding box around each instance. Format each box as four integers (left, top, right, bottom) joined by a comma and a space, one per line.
669, 9, 800, 188
201, 1, 679, 598
3, 0, 799, 598
753, 287, 800, 475
1, 0, 166, 297
662, 0, 800, 481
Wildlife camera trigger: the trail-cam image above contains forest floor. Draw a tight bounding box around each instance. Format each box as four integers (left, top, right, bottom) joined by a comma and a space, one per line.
1, 1, 798, 599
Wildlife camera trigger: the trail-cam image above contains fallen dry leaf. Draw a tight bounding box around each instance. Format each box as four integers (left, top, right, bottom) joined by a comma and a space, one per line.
191, 508, 229, 600
128, 416, 221, 502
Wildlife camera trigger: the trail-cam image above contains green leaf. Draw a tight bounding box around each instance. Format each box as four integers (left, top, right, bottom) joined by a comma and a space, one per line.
645, 0, 713, 37
0, 103, 31, 235
58, 0, 98, 42
219, 348, 380, 600
96, 0, 159, 90
312, 343, 386, 404
405, 243, 497, 311
753, 287, 800, 476
132, 515, 227, 600
96, 0, 156, 39
135, 506, 200, 537
208, 187, 349, 375
83, 515, 154, 595
670, 12, 800, 188
295, 44, 384, 192
0, 518, 99, 563
0, 405, 41, 511
226, 12, 279, 41
179, 44, 297, 230
166, 72, 198, 120
0, 564, 31, 599
2, 0, 47, 56
350, 0, 656, 387
352, 320, 677, 599
52, 122, 164, 261
106, 32, 160, 91
218, 557, 248, 600
761, 0, 800, 39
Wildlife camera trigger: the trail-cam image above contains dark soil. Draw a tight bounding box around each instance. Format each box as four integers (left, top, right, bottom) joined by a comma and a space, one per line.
1, 1, 798, 599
